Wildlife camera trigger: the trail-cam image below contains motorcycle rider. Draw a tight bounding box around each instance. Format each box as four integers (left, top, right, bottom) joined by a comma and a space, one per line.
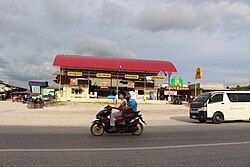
109, 91, 127, 132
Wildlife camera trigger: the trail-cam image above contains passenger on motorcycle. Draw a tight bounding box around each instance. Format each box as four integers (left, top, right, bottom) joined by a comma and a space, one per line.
109, 91, 127, 131
120, 91, 138, 123
127, 91, 138, 113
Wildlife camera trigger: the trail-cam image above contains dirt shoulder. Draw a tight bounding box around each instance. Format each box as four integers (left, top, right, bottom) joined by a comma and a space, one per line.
0, 101, 189, 126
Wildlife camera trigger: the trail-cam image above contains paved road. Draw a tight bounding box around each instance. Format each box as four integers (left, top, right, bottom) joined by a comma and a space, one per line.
0, 122, 250, 167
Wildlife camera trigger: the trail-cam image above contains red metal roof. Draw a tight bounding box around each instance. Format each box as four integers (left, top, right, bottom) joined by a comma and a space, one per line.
53, 54, 177, 73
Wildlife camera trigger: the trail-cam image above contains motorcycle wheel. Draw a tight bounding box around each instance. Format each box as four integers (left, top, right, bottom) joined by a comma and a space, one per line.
27, 103, 34, 109
44, 101, 50, 107
90, 123, 104, 136
39, 103, 44, 109
132, 122, 143, 136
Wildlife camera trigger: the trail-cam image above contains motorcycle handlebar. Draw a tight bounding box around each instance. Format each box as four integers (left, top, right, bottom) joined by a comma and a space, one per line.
104, 105, 113, 110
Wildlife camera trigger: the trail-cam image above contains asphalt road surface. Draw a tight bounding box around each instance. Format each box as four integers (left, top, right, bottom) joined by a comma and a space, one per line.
0, 122, 250, 167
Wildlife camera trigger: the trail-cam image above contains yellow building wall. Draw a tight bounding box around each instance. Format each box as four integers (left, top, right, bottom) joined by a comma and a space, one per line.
62, 84, 89, 101
134, 86, 155, 100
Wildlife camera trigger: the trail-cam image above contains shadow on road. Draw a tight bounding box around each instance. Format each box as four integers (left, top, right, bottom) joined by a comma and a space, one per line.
171, 116, 250, 125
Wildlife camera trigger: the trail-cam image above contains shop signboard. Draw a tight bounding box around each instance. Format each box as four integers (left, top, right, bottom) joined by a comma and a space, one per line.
164, 90, 177, 96
146, 76, 152, 80
154, 83, 161, 89
96, 73, 111, 78
195, 67, 202, 79
127, 81, 135, 88
151, 75, 165, 80
176, 87, 189, 90
67, 71, 82, 77
100, 82, 108, 89
170, 77, 184, 87
124, 74, 139, 80
70, 78, 78, 86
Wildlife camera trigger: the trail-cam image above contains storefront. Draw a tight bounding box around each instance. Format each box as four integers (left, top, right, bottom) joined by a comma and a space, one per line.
53, 54, 177, 102
28, 80, 48, 94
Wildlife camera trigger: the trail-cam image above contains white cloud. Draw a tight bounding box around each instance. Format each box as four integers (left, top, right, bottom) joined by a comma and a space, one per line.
0, 0, 250, 86
0, 0, 137, 86
136, 1, 250, 32
70, 32, 136, 57
95, 0, 132, 28
42, 0, 85, 26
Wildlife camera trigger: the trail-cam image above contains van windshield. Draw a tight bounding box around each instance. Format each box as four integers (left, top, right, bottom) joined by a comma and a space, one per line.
193, 93, 211, 103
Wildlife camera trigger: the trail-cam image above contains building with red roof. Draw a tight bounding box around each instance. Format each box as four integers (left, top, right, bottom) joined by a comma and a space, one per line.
53, 54, 177, 101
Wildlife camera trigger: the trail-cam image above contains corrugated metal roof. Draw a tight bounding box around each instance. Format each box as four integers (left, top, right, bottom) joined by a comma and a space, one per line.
53, 54, 177, 73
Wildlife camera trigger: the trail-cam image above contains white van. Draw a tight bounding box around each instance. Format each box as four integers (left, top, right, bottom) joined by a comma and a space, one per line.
190, 91, 250, 124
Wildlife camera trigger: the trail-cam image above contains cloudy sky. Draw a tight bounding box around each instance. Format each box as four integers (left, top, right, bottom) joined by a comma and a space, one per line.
0, 0, 250, 87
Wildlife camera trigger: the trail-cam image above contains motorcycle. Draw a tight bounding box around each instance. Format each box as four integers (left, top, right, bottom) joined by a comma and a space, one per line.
90, 105, 147, 136
27, 97, 45, 109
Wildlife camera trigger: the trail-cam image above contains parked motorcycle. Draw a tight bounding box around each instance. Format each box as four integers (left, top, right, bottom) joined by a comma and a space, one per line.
0, 93, 6, 101
27, 97, 45, 109
90, 105, 146, 136
21, 94, 29, 104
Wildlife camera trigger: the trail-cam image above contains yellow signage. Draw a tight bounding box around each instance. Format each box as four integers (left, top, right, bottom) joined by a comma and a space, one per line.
151, 75, 165, 80
67, 71, 82, 77
96, 73, 111, 78
100, 82, 108, 89
177, 87, 190, 90
154, 83, 161, 89
127, 81, 135, 88
124, 74, 139, 79
195, 67, 202, 79
70, 78, 78, 86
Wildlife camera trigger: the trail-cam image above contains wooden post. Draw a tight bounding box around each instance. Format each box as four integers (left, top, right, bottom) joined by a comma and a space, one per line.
116, 72, 119, 95
59, 68, 61, 90
87, 72, 90, 99
194, 79, 197, 98
115, 72, 119, 104
168, 72, 171, 102
58, 68, 62, 100
144, 74, 146, 101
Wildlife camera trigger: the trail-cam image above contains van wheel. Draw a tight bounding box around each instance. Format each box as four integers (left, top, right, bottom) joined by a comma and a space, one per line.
198, 113, 206, 123
212, 112, 224, 124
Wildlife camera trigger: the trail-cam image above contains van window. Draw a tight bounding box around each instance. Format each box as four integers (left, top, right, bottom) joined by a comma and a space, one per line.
227, 93, 238, 102
228, 93, 250, 102
193, 93, 211, 103
209, 94, 223, 103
